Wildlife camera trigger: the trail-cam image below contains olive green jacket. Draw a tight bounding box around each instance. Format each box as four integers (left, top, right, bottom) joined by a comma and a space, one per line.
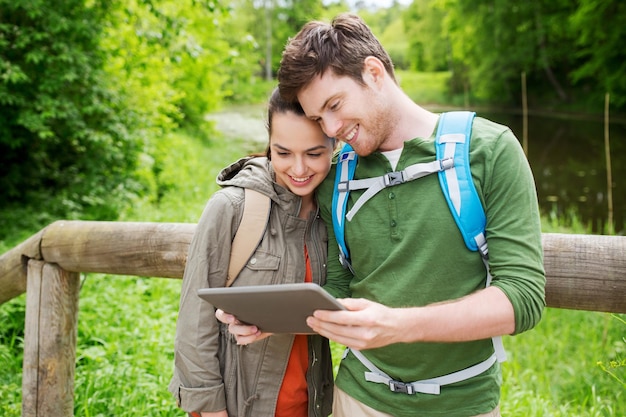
169, 157, 333, 417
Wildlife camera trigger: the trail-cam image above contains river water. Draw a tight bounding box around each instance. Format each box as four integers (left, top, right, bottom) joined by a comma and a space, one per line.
478, 111, 626, 235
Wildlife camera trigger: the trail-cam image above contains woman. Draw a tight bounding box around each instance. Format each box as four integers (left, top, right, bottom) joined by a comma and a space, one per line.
168, 88, 335, 417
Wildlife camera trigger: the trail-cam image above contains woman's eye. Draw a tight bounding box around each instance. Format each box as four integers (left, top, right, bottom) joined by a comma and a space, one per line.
308, 153, 322, 158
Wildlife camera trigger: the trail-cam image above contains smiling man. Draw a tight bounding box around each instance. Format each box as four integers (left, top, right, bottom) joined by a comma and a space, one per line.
277, 13, 546, 417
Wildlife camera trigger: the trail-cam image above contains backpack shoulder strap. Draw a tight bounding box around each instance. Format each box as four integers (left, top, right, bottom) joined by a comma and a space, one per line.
435, 111, 488, 258
331, 112, 488, 269
436, 112, 506, 361
225, 188, 271, 287
331, 144, 358, 271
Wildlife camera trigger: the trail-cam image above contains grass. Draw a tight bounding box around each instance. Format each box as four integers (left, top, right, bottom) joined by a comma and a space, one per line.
1, 94, 625, 415
396, 70, 456, 107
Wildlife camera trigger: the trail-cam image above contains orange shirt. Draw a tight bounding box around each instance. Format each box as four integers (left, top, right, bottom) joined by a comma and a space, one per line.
275, 246, 311, 417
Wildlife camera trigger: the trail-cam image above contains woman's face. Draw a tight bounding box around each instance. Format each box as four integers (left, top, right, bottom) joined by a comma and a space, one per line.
269, 111, 333, 198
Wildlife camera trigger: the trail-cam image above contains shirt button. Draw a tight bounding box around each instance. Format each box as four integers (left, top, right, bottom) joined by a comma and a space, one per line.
388, 192, 395, 199
249, 258, 257, 265
390, 220, 397, 227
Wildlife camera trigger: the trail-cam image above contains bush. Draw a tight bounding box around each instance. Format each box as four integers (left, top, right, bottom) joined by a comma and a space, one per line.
0, 0, 148, 221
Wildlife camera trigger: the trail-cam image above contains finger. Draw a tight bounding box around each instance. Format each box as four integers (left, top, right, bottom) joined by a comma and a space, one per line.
312, 305, 366, 326
236, 331, 273, 345
307, 314, 357, 340
229, 323, 259, 337
236, 334, 258, 345
307, 316, 368, 348
215, 309, 236, 324
336, 297, 372, 311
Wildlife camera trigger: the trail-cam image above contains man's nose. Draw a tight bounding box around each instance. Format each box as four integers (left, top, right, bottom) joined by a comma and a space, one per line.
321, 115, 341, 138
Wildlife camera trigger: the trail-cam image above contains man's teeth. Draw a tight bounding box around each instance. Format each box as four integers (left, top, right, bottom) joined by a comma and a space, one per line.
344, 126, 357, 141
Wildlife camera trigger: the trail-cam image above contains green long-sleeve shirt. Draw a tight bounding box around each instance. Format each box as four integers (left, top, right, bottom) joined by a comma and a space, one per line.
318, 115, 546, 417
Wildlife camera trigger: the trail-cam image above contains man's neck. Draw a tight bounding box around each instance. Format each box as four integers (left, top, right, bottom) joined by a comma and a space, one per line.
378, 96, 438, 152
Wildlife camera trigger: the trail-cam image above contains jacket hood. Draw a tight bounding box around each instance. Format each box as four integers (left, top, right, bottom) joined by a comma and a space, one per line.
216, 156, 300, 212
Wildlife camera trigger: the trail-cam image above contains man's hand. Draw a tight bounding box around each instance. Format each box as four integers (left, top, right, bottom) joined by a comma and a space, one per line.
306, 298, 403, 349
215, 309, 273, 345
306, 287, 515, 349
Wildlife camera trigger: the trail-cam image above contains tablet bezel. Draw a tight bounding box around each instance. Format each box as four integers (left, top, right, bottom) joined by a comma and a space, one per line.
197, 283, 344, 334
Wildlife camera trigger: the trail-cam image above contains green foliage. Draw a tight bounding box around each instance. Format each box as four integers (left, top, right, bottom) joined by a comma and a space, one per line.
0, 0, 146, 222
542, 206, 593, 235
73, 275, 181, 416
120, 129, 261, 222
0, 297, 24, 417
0, 0, 260, 230
596, 315, 626, 389
402, 0, 626, 111
229, 0, 324, 81
396, 70, 453, 106
569, 1, 626, 108
501, 309, 625, 416
404, 0, 449, 72
111, 0, 239, 128
355, 2, 411, 70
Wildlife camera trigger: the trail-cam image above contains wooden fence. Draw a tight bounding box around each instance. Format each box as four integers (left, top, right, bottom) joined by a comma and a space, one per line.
1, 220, 625, 416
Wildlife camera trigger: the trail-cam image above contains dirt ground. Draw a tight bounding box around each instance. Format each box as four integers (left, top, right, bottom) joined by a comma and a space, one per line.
205, 103, 267, 142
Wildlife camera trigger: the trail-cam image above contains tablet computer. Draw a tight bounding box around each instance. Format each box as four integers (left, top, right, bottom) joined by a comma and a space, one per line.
197, 283, 345, 334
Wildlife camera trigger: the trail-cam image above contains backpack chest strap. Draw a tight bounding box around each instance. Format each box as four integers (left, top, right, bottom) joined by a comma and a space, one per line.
342, 158, 454, 221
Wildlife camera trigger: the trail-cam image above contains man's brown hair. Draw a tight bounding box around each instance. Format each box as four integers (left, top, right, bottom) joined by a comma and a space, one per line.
278, 13, 396, 103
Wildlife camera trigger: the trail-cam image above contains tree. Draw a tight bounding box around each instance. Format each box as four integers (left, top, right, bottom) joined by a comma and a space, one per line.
0, 0, 236, 224
0, 0, 143, 219
233, 0, 324, 79
570, 0, 626, 108
425, 0, 584, 106
404, 0, 449, 72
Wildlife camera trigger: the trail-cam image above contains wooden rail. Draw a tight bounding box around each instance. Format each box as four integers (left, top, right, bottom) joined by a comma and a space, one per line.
1, 220, 626, 416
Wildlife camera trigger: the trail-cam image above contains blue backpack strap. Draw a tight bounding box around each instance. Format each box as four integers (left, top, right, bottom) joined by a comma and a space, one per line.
332, 143, 357, 271
436, 111, 488, 259
436, 112, 505, 362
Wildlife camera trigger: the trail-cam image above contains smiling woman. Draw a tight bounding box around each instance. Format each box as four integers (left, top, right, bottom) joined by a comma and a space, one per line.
169, 88, 336, 417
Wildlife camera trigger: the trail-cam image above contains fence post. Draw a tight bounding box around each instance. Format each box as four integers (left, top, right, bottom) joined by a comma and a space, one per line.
22, 260, 80, 417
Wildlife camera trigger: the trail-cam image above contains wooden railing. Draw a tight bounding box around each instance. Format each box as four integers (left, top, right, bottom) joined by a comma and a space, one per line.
1, 220, 626, 416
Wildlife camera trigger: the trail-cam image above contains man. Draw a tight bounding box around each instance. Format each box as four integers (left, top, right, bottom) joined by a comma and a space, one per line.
276, 13, 546, 417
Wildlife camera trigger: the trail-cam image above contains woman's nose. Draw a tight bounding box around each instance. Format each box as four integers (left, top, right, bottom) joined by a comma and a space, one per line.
292, 156, 307, 176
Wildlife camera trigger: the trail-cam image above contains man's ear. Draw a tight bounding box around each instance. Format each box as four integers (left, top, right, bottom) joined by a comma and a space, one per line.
363, 56, 386, 87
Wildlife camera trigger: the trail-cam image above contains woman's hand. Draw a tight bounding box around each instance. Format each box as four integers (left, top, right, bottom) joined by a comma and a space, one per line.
215, 309, 273, 345
199, 411, 228, 417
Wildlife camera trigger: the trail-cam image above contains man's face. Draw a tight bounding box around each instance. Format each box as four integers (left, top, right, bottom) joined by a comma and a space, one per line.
297, 70, 393, 156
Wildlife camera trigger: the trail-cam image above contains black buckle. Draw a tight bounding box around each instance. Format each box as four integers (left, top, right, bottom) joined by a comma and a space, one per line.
389, 380, 414, 394
383, 171, 405, 187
